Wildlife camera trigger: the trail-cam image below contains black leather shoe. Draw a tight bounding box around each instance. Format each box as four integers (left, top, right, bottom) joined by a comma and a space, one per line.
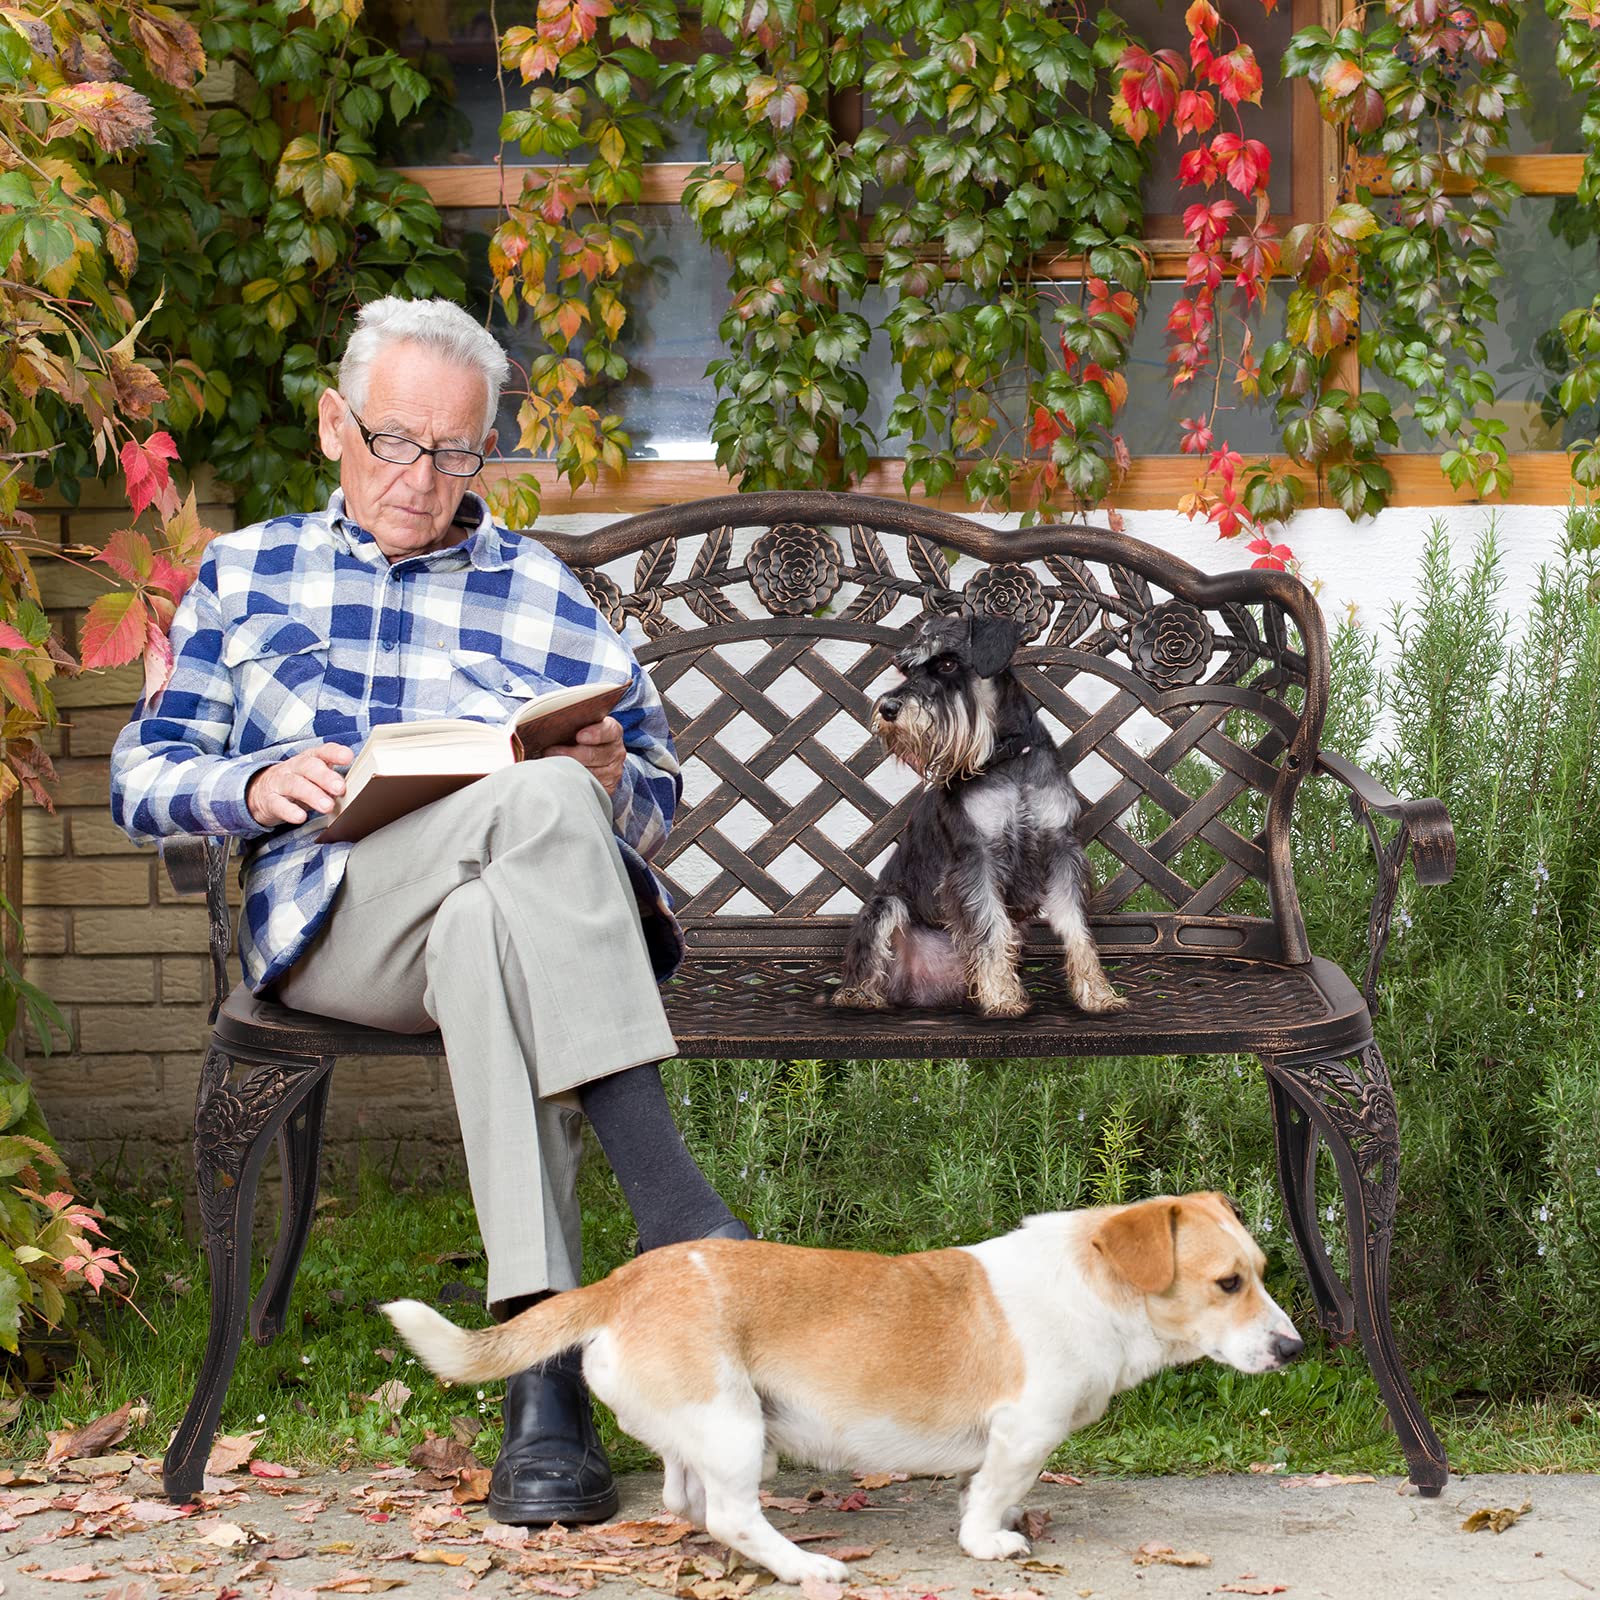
486, 1349, 619, 1526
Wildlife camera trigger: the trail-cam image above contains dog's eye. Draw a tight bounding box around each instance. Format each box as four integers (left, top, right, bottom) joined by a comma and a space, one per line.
933, 655, 959, 674
1216, 1274, 1242, 1295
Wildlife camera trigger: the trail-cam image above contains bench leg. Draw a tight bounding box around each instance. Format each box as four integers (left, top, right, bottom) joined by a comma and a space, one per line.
251, 1071, 333, 1347
1265, 1073, 1354, 1341
1265, 1046, 1448, 1497
163, 1044, 331, 1504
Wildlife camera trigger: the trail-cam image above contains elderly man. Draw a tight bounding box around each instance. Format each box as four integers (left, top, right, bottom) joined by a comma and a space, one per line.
111, 297, 747, 1525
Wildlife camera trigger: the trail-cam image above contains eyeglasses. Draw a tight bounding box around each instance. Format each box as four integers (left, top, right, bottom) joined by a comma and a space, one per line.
346, 407, 486, 478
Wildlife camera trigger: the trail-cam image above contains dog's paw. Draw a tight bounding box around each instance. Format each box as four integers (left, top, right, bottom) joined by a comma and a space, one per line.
978, 989, 1032, 1019
772, 1552, 853, 1586
832, 984, 887, 1011
1073, 983, 1128, 1015
960, 1528, 1031, 1562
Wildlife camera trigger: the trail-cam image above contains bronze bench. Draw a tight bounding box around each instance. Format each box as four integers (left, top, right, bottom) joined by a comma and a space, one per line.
158, 489, 1455, 1501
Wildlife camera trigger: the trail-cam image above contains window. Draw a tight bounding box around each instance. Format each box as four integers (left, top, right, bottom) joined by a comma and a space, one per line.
365, 2, 1585, 510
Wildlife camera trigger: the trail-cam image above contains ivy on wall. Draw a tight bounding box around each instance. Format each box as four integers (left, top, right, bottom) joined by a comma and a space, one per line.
491, 1, 1600, 547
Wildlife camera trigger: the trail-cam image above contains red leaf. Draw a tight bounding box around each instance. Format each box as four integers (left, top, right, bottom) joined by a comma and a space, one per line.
79, 591, 147, 670
1180, 417, 1215, 455
1175, 89, 1216, 136
0, 621, 32, 649
120, 432, 180, 521
93, 528, 154, 586
142, 612, 174, 703
1210, 46, 1264, 105
147, 552, 195, 604
0, 657, 40, 716
1029, 406, 1063, 452
1183, 198, 1236, 248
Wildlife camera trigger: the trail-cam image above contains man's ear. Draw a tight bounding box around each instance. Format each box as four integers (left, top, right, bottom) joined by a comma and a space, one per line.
967, 613, 1021, 677
317, 388, 346, 461
1092, 1199, 1179, 1294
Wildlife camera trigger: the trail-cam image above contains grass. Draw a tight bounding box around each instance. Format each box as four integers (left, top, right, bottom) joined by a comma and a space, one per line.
5, 1138, 1599, 1481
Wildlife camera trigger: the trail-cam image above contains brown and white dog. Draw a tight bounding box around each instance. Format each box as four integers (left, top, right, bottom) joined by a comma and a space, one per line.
386, 1193, 1302, 1585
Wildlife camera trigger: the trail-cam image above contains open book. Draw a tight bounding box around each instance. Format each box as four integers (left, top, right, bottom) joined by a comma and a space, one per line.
319, 677, 628, 844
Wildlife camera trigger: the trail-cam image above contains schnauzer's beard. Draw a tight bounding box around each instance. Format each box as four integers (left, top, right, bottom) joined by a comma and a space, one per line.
873, 681, 996, 786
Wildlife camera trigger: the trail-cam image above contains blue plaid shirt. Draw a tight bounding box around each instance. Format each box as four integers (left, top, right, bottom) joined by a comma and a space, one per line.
110, 490, 683, 994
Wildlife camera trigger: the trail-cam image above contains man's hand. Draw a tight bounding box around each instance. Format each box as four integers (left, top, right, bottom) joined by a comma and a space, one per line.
247, 744, 354, 828
544, 715, 626, 795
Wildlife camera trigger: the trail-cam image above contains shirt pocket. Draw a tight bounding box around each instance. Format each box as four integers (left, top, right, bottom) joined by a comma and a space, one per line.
223, 613, 331, 753
449, 649, 557, 726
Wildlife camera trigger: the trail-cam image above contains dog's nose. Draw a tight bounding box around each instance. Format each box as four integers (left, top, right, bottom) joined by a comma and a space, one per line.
1270, 1331, 1305, 1365
877, 696, 901, 722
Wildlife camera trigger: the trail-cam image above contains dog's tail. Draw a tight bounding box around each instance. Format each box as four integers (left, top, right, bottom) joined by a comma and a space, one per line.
383, 1280, 614, 1385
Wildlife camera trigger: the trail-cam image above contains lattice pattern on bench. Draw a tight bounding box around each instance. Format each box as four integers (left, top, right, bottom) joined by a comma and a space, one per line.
556, 497, 1323, 961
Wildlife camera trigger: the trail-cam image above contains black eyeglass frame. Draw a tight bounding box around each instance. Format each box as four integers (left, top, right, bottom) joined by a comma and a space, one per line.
346, 406, 487, 478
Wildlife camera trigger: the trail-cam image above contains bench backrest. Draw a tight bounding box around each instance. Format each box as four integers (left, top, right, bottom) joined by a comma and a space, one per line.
549, 491, 1329, 966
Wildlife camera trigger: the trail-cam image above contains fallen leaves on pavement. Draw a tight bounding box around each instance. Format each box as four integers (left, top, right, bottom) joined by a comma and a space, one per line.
1036, 1471, 1084, 1486
42, 1404, 135, 1468
1220, 1580, 1289, 1595
204, 1430, 263, 1476
1461, 1501, 1532, 1534
1279, 1473, 1375, 1489
1131, 1540, 1212, 1568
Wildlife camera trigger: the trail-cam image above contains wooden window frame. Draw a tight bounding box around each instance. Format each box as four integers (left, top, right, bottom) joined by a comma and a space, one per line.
379, 1, 1587, 513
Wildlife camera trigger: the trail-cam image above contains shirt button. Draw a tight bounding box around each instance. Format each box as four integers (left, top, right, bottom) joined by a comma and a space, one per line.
382, 638, 396, 652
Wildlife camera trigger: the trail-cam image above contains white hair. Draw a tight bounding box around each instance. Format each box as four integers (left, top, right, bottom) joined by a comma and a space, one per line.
338, 297, 511, 442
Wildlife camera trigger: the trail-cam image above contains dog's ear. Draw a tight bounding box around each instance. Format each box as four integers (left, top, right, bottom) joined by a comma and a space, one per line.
967, 613, 1022, 678
1092, 1199, 1179, 1294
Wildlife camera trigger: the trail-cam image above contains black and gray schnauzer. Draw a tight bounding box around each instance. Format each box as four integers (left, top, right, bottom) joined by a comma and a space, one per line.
834, 611, 1125, 1019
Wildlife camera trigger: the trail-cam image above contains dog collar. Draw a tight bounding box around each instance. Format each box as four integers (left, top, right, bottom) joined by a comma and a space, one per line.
985, 735, 1034, 766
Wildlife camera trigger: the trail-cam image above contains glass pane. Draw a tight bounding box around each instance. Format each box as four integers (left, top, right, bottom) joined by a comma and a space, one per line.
854, 280, 1284, 456
442, 206, 730, 460
368, 0, 711, 166
1366, 198, 1599, 452
1508, 6, 1583, 155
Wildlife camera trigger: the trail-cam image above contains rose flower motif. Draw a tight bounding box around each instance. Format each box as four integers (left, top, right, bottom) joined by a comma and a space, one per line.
195, 1084, 254, 1157
576, 567, 628, 633
963, 564, 1051, 643
1130, 600, 1214, 690
745, 524, 843, 616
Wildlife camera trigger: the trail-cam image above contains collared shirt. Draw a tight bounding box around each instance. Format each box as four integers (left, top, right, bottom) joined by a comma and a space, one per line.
110, 490, 683, 993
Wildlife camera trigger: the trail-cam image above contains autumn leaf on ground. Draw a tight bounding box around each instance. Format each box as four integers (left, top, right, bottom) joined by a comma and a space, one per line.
818, 1544, 875, 1562
407, 1434, 479, 1475
853, 1471, 908, 1490
452, 1467, 491, 1504
1461, 1501, 1531, 1534
412, 1549, 492, 1572
1248, 1461, 1286, 1474
195, 1520, 254, 1547
204, 1430, 263, 1475
313, 1573, 408, 1593
367, 1379, 412, 1414
1037, 1471, 1084, 1486
1220, 1582, 1288, 1595
249, 1458, 300, 1479
1017, 1508, 1052, 1543
43, 1402, 134, 1467
760, 1493, 815, 1514
1280, 1473, 1375, 1488
40, 1566, 112, 1583
1132, 1540, 1212, 1567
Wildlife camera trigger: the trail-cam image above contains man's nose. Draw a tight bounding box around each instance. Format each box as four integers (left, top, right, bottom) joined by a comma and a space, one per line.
877, 696, 901, 722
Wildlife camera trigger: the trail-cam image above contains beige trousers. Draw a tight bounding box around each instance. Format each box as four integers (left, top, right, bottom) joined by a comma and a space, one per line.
277, 758, 677, 1304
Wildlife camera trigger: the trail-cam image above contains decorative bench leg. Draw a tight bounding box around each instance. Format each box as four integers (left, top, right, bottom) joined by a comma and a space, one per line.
252, 1071, 333, 1346
1265, 1075, 1354, 1341
162, 1044, 333, 1504
1264, 1046, 1448, 1496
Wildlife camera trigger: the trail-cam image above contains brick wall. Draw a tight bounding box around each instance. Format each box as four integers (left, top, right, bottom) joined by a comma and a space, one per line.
19, 479, 460, 1174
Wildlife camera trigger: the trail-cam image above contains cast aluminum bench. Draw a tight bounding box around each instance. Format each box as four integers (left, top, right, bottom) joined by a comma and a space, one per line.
157, 490, 1454, 1501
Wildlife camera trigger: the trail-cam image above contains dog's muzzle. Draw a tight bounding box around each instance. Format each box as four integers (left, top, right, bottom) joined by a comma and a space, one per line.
875, 696, 902, 723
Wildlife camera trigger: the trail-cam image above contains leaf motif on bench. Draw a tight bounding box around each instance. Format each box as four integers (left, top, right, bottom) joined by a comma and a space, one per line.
962, 564, 1052, 642
574, 567, 627, 634
745, 523, 844, 615
1129, 600, 1215, 690
906, 533, 950, 591
685, 528, 743, 626
1043, 554, 1098, 647
842, 523, 900, 624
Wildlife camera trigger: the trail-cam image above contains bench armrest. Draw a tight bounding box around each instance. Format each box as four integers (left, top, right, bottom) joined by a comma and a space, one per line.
160, 836, 233, 1025
1314, 751, 1456, 1010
